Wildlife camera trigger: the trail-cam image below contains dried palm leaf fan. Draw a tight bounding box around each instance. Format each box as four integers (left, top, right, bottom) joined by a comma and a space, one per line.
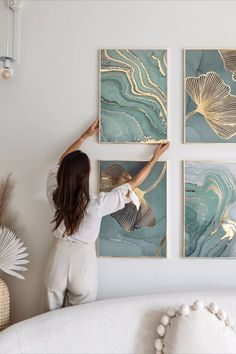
0, 174, 29, 331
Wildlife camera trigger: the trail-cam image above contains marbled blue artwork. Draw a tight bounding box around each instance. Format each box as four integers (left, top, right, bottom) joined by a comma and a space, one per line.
185, 49, 236, 143
185, 161, 236, 257
98, 160, 167, 257
100, 49, 168, 143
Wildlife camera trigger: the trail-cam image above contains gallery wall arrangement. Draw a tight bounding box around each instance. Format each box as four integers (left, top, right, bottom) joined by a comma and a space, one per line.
184, 49, 236, 143
98, 48, 236, 259
100, 49, 168, 143
98, 160, 167, 257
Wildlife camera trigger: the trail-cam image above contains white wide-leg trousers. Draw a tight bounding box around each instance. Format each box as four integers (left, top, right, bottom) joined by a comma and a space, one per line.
43, 238, 97, 311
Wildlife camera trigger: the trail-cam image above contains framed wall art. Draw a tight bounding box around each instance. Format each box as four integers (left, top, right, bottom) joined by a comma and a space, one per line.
184, 49, 236, 143
98, 160, 167, 257
100, 49, 168, 143
184, 161, 236, 257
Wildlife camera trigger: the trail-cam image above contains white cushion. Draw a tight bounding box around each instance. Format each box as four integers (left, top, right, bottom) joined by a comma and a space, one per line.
155, 300, 236, 354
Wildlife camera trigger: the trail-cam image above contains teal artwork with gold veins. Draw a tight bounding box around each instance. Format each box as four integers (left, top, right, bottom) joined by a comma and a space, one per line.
98, 160, 167, 257
100, 49, 168, 143
184, 161, 236, 257
185, 49, 236, 143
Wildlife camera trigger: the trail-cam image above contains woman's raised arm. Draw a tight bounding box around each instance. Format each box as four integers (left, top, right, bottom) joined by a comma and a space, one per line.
129, 142, 169, 190
58, 119, 99, 164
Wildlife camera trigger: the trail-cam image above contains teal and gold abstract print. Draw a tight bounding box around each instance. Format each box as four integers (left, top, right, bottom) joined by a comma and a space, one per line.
185, 49, 236, 143
185, 161, 236, 257
100, 49, 168, 143
98, 160, 167, 257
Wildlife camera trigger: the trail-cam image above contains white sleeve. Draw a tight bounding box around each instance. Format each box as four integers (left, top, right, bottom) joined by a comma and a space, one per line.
46, 165, 59, 209
97, 183, 140, 217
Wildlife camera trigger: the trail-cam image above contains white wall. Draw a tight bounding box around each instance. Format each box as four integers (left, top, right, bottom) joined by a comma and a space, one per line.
1, 0, 236, 323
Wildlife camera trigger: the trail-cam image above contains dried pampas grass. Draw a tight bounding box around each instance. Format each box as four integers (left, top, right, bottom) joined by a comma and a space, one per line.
0, 174, 15, 225
0, 174, 22, 234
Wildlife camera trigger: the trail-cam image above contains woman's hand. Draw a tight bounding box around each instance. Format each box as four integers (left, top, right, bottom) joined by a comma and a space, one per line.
153, 142, 170, 158
58, 118, 100, 164
151, 142, 170, 163
81, 118, 99, 139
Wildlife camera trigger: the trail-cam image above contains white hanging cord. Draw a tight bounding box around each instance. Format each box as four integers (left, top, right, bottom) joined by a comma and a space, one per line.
8, 0, 22, 62
14, 4, 21, 62
6, 0, 10, 56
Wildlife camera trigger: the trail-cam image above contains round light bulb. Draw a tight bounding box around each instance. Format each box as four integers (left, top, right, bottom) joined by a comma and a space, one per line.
1, 68, 13, 80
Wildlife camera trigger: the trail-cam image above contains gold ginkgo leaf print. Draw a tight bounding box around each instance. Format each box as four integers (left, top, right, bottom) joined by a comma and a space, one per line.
100, 163, 166, 232
185, 71, 236, 140
219, 49, 236, 81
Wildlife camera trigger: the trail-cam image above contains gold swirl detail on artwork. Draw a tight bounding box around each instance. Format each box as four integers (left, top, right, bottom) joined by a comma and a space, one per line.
102, 49, 167, 117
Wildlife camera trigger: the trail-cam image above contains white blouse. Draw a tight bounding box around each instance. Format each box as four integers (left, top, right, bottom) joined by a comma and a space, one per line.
47, 165, 140, 243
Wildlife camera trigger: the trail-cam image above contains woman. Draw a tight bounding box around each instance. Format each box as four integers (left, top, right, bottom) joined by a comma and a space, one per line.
44, 119, 169, 311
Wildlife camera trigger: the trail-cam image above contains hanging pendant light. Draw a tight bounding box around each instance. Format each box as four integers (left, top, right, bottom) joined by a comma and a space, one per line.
0, 0, 22, 81
0, 56, 14, 80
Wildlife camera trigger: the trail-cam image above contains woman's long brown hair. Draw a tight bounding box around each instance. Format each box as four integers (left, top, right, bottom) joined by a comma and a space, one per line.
52, 150, 90, 236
